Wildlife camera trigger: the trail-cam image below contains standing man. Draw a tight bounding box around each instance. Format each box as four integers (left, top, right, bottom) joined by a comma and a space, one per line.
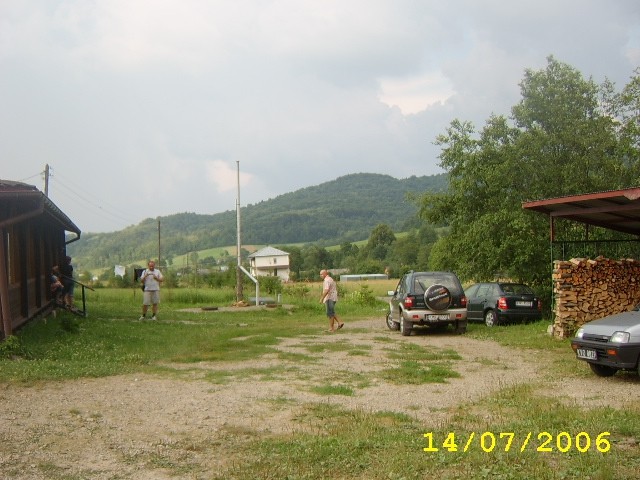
320, 269, 344, 332
139, 260, 164, 320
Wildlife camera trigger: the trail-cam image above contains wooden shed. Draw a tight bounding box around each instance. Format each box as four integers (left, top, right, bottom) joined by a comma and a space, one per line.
0, 180, 81, 339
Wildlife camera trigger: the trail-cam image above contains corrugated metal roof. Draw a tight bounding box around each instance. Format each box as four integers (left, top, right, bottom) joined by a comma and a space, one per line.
522, 187, 640, 236
248, 246, 289, 257
0, 179, 81, 236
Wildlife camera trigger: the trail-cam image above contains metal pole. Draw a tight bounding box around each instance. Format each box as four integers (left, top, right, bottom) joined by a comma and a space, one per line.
236, 161, 243, 301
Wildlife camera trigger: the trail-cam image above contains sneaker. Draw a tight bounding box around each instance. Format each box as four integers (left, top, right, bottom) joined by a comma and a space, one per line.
151, 316, 157, 321
139, 315, 145, 321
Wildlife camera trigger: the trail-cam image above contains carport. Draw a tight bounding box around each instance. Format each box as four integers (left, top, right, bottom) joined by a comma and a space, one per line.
522, 187, 640, 336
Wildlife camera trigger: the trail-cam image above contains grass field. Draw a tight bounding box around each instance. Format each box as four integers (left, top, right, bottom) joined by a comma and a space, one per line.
1, 280, 639, 479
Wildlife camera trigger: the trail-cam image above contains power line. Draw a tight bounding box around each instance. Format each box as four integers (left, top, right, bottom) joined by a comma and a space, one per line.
49, 168, 140, 227
18, 172, 43, 183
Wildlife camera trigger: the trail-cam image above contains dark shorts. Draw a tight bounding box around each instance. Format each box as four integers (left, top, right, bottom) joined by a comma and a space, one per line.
325, 300, 336, 317
63, 280, 74, 296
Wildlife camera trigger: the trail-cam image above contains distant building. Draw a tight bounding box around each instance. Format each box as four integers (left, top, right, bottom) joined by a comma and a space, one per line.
248, 246, 290, 281
0, 180, 81, 338
340, 274, 388, 282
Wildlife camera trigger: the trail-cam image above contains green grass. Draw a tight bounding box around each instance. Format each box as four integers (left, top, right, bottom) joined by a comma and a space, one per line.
2, 286, 639, 479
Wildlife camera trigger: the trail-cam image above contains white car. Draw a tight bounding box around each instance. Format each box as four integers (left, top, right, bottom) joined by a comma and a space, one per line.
571, 304, 640, 377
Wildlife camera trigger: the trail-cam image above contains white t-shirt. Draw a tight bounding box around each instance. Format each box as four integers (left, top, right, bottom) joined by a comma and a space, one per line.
142, 269, 163, 291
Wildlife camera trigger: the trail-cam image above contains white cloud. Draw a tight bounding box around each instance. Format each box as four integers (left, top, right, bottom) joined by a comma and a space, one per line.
1, 0, 638, 232
379, 72, 455, 114
206, 160, 253, 194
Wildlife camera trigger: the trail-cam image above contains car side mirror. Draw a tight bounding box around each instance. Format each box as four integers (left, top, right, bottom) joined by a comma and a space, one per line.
387, 290, 396, 296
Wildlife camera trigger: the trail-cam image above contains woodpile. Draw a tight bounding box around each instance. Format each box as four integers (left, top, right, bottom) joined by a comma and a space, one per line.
552, 256, 640, 338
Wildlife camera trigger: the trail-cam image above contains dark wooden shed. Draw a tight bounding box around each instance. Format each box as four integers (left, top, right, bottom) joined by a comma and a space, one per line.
0, 180, 81, 338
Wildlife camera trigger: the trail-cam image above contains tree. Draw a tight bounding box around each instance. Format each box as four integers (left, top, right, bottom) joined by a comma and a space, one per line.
361, 223, 396, 261
367, 224, 396, 249
420, 57, 638, 290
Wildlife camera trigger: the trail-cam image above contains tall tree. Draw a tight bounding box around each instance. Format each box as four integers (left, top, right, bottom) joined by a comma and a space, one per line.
421, 57, 638, 291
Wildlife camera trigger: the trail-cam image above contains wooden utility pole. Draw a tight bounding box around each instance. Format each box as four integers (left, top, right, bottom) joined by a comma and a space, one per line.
44, 164, 50, 196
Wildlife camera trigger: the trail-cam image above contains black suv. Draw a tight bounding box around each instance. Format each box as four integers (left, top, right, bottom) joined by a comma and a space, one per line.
386, 271, 468, 335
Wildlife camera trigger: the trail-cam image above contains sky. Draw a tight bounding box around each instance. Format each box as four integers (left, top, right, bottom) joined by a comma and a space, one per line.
1, 1, 639, 233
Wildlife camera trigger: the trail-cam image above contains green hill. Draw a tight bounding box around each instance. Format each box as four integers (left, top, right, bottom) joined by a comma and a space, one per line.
67, 172, 447, 270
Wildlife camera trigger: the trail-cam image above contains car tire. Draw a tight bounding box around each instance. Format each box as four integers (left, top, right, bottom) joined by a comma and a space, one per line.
484, 310, 498, 327
386, 311, 400, 331
588, 363, 618, 377
400, 317, 413, 336
424, 284, 452, 311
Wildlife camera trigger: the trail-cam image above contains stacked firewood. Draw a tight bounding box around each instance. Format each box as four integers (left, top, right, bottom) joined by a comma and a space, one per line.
551, 256, 640, 338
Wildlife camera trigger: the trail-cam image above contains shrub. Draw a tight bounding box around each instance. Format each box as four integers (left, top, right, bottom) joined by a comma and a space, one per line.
347, 284, 377, 306
0, 335, 30, 360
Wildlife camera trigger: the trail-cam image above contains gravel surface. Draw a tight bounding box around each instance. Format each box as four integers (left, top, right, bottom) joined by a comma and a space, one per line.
1, 317, 638, 479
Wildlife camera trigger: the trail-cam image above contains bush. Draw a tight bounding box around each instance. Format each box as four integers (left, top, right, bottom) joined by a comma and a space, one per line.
347, 284, 377, 306
283, 283, 312, 300
260, 276, 283, 295
0, 335, 30, 359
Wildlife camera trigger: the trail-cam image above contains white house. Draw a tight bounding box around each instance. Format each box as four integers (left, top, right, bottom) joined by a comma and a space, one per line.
248, 246, 290, 281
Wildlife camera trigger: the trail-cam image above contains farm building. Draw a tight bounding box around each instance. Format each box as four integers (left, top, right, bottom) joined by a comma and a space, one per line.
248, 246, 290, 281
0, 180, 81, 338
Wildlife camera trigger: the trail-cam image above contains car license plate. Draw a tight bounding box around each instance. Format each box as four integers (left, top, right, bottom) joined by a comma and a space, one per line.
426, 314, 449, 321
576, 348, 597, 360
516, 301, 532, 307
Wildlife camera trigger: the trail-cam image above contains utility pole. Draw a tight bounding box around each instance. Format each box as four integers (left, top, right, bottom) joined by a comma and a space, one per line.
235, 161, 243, 302
43, 164, 50, 196
157, 217, 161, 267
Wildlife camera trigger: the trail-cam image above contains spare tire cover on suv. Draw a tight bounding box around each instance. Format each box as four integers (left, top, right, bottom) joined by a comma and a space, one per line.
424, 284, 452, 311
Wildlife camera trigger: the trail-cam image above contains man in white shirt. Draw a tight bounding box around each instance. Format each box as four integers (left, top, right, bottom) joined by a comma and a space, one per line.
139, 260, 164, 320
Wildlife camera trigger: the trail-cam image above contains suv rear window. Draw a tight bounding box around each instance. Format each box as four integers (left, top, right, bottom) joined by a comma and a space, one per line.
413, 273, 462, 295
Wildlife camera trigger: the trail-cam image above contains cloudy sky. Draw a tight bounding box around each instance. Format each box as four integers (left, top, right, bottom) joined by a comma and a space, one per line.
2, 1, 639, 233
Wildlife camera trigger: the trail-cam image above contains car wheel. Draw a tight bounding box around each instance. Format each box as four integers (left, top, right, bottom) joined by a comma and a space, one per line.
386, 311, 400, 331
484, 310, 498, 327
400, 318, 413, 336
588, 363, 618, 377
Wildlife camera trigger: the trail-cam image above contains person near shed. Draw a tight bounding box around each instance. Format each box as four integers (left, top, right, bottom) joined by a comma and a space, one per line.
139, 260, 164, 320
320, 269, 344, 332
51, 265, 64, 306
60, 255, 76, 310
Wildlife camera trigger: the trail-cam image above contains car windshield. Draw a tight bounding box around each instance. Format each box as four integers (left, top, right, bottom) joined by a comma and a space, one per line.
500, 283, 534, 295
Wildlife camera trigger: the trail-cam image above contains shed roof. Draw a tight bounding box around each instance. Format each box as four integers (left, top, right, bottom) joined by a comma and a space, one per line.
522, 187, 640, 237
0, 180, 81, 236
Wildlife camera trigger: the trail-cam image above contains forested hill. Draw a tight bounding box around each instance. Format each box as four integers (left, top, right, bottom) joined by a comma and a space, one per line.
68, 172, 447, 269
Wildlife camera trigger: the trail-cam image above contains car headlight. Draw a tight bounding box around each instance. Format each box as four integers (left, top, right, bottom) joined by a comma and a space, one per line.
609, 331, 630, 344
575, 327, 584, 339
